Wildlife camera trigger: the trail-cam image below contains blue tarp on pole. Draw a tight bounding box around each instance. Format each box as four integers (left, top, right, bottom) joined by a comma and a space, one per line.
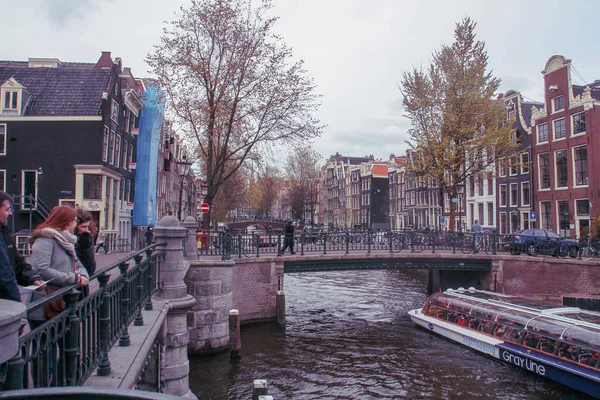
132, 82, 164, 227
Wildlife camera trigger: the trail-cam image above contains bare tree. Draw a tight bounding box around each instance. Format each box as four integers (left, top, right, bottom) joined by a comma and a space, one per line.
246, 165, 280, 218
147, 0, 322, 228
285, 146, 321, 223
211, 166, 248, 224
400, 17, 517, 231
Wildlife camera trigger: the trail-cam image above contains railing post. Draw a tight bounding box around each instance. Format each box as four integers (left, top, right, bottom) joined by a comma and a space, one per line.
144, 249, 155, 311
277, 232, 282, 256
300, 232, 305, 256
388, 230, 393, 253
97, 273, 112, 376
367, 228, 372, 254
118, 262, 131, 346
237, 233, 242, 259
431, 230, 436, 254
323, 233, 327, 255
1, 300, 26, 391
452, 231, 456, 254
133, 254, 145, 325
410, 230, 415, 253
152, 216, 198, 399
255, 234, 260, 258
63, 290, 81, 386
492, 231, 498, 255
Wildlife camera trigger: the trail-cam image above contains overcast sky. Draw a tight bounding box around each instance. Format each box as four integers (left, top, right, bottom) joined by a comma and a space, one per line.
3, 0, 600, 163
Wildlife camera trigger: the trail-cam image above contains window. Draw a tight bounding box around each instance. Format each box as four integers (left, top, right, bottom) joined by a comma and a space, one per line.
572, 112, 586, 135
576, 199, 590, 216
83, 175, 103, 199
499, 184, 507, 207
3, 91, 18, 110
0, 124, 5, 155
478, 174, 484, 196
521, 182, 530, 206
0, 169, 5, 191
539, 153, 550, 189
114, 134, 121, 169
553, 95, 564, 112
541, 201, 551, 230
487, 203, 493, 226
102, 126, 109, 162
478, 203, 484, 225
537, 123, 548, 143
111, 99, 119, 122
499, 212, 507, 234
108, 130, 116, 164
469, 177, 475, 197
520, 153, 529, 174
128, 143, 134, 168
487, 173, 493, 196
498, 160, 506, 177
555, 149, 568, 188
509, 156, 518, 176
573, 146, 588, 186
122, 140, 128, 168
553, 119, 566, 140
510, 183, 518, 206
126, 180, 131, 202
557, 200, 569, 237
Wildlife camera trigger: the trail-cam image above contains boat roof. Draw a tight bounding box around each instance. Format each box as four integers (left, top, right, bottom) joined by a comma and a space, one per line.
427, 288, 600, 347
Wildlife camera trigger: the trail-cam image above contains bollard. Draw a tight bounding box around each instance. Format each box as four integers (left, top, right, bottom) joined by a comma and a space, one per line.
252, 379, 268, 400
229, 309, 241, 359
276, 291, 286, 328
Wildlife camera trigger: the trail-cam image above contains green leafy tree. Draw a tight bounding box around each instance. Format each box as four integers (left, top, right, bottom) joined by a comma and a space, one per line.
400, 17, 517, 231
148, 0, 322, 228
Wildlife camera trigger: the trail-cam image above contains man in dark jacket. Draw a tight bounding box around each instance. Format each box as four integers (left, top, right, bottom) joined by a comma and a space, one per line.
0, 192, 25, 302
281, 220, 296, 255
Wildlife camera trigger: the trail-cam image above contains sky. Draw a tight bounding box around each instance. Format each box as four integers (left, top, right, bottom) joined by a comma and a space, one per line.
3, 0, 600, 164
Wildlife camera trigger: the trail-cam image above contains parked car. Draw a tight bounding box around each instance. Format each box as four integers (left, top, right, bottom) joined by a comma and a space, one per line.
503, 229, 579, 257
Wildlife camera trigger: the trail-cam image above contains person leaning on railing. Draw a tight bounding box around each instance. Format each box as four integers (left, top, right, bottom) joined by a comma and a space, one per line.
27, 205, 89, 329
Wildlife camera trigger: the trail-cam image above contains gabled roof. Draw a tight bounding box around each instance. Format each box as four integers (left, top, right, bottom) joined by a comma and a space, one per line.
0, 64, 111, 116
371, 164, 388, 178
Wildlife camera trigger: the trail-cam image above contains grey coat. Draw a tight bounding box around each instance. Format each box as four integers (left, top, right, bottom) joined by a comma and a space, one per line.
29, 237, 89, 321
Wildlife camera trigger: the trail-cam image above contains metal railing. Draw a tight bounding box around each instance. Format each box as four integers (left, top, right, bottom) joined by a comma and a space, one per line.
1, 245, 163, 390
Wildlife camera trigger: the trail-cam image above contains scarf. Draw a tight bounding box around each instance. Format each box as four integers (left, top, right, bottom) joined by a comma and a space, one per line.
30, 228, 78, 257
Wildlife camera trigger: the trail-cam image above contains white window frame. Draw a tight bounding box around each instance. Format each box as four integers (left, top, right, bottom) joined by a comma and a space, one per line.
509, 183, 518, 207
554, 149, 568, 189
538, 152, 551, 191
111, 99, 119, 123
102, 126, 109, 162
572, 145, 588, 187
499, 184, 507, 207
509, 156, 518, 177
108, 130, 115, 165
0, 169, 5, 191
553, 118, 566, 141
537, 123, 548, 144
122, 140, 128, 169
114, 134, 121, 169
0, 124, 6, 156
552, 94, 564, 113
498, 159, 507, 177
571, 112, 586, 136
521, 182, 530, 206
3, 91, 19, 110
520, 152, 529, 174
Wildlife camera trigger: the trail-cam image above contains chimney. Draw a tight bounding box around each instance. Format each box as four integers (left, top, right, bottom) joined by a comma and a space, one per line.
95, 51, 113, 69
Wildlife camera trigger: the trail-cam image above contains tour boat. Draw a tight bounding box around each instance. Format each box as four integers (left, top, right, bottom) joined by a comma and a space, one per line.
409, 288, 600, 398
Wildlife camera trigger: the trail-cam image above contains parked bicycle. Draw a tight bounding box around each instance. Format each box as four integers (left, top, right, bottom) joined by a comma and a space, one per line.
579, 237, 599, 261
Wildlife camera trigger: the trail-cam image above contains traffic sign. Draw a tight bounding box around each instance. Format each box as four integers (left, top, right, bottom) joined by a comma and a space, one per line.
529, 211, 536, 221
201, 203, 210, 213
451, 198, 460, 203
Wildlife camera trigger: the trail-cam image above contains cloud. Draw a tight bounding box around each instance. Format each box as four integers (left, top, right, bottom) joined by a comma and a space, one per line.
36, 0, 108, 28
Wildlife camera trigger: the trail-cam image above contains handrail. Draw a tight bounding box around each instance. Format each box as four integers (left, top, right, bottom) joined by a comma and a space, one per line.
2, 244, 164, 390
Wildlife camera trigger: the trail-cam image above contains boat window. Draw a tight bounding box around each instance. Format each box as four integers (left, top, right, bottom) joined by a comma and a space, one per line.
562, 325, 600, 348
448, 298, 482, 314
470, 303, 508, 321
496, 309, 537, 329
527, 316, 573, 338
555, 311, 600, 326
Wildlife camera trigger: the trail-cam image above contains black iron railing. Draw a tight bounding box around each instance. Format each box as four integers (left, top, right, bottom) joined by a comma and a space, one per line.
2, 245, 163, 390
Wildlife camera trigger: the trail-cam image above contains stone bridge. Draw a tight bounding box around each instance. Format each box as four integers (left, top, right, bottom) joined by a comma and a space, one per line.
227, 219, 286, 232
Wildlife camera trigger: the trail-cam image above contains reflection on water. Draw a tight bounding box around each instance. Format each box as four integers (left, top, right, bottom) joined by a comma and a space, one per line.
189, 270, 588, 399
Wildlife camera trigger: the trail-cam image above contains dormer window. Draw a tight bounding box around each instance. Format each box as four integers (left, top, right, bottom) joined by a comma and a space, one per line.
0, 77, 27, 116
4, 91, 18, 109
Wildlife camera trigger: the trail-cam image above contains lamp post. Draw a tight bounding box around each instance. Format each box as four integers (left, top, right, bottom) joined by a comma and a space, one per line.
176, 157, 193, 221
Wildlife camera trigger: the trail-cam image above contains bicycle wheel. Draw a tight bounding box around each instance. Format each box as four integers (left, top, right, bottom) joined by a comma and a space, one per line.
391, 236, 405, 253
411, 233, 426, 253
580, 246, 594, 261
352, 234, 364, 244
460, 238, 473, 254
484, 238, 492, 255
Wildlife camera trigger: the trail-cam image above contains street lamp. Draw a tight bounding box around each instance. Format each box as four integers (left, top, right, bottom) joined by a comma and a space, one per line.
176, 157, 193, 221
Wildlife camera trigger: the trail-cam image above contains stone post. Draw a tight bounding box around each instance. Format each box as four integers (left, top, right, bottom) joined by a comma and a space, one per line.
182, 216, 199, 260
153, 216, 198, 400
0, 300, 26, 365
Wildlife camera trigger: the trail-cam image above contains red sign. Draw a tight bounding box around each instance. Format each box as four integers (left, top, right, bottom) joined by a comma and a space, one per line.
201, 203, 210, 213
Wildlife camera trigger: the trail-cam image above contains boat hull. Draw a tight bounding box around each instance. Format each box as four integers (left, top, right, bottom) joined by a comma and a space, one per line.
409, 309, 600, 399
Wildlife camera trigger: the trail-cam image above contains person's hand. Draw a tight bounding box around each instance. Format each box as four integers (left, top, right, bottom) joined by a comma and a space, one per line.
78, 275, 89, 286
32, 280, 44, 286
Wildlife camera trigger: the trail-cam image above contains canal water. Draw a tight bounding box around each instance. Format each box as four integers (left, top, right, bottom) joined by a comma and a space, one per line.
189, 270, 589, 399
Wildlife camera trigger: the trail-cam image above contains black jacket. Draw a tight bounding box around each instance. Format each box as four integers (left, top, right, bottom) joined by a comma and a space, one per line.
284, 222, 295, 237
1, 223, 41, 286
76, 232, 97, 276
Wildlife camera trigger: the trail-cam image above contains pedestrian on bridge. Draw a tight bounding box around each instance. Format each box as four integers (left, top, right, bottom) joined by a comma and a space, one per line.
282, 220, 295, 255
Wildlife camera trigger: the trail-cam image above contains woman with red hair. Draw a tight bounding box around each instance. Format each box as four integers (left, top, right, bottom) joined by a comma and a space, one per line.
28, 205, 89, 325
